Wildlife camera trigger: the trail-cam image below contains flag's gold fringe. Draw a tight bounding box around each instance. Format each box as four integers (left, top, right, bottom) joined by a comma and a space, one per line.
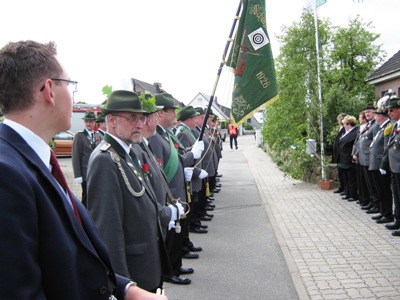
230, 94, 280, 128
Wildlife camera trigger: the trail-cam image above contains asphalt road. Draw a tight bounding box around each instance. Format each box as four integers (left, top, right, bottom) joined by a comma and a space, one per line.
60, 135, 299, 300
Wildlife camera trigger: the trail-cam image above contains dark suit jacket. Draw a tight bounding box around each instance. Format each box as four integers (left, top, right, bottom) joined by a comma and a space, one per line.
354, 120, 379, 166
72, 130, 102, 180
132, 142, 172, 239
148, 125, 194, 203
0, 123, 130, 299
338, 126, 358, 167
369, 120, 391, 170
332, 126, 345, 163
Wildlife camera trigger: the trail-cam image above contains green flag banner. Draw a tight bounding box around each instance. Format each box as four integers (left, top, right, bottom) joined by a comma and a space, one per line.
226, 0, 279, 126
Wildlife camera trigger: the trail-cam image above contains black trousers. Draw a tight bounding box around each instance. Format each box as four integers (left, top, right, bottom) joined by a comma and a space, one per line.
391, 173, 400, 222
337, 166, 345, 192
165, 219, 185, 276
81, 181, 87, 207
343, 167, 357, 199
230, 134, 238, 148
362, 166, 379, 207
359, 165, 371, 205
370, 170, 393, 219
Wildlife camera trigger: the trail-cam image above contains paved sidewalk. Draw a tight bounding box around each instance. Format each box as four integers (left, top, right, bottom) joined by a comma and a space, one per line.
243, 135, 400, 300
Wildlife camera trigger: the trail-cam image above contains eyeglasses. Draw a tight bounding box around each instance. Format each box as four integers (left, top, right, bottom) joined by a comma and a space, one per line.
40, 78, 78, 94
113, 113, 147, 124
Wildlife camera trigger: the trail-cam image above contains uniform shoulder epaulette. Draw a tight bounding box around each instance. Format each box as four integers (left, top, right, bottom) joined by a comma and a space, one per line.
384, 123, 393, 136
100, 142, 111, 152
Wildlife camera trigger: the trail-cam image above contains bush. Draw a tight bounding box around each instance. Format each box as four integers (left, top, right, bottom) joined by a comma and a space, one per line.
244, 123, 254, 130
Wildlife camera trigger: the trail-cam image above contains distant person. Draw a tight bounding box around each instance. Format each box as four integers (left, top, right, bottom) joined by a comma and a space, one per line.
332, 113, 347, 194
0, 40, 166, 299
72, 111, 102, 206
228, 119, 238, 149
96, 113, 107, 135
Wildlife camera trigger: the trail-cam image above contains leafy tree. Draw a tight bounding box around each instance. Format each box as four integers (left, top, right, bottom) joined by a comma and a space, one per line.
262, 7, 385, 179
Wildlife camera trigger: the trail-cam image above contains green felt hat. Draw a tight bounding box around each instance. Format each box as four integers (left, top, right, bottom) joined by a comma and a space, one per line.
195, 107, 205, 115
82, 112, 96, 120
154, 93, 180, 109
95, 114, 106, 122
102, 90, 147, 115
177, 106, 199, 121
386, 96, 400, 109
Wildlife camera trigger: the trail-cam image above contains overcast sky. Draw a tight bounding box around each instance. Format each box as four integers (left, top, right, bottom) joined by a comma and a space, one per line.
1, 0, 398, 107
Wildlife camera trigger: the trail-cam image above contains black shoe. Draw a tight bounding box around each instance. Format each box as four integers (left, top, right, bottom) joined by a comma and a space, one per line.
189, 227, 208, 234
179, 267, 194, 275
376, 217, 394, 224
163, 275, 191, 285
339, 192, 347, 196
347, 197, 358, 202
200, 224, 208, 229
205, 206, 214, 211
205, 213, 214, 218
189, 246, 203, 252
206, 201, 215, 207
366, 207, 380, 214
341, 196, 350, 200
391, 230, 400, 237
236, 146, 238, 149
215, 183, 222, 188
211, 188, 220, 193
208, 197, 215, 201
372, 214, 383, 220
200, 216, 212, 221
216, 174, 222, 177
361, 204, 373, 210
385, 222, 400, 230
183, 252, 199, 259
209, 193, 215, 198
333, 189, 344, 194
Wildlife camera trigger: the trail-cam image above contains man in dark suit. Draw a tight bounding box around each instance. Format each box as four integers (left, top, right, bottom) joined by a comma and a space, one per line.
369, 106, 393, 223
382, 96, 400, 235
338, 116, 359, 201
86, 90, 168, 292
96, 113, 107, 135
72, 111, 103, 206
332, 113, 347, 194
353, 103, 379, 211
0, 40, 166, 299
148, 93, 203, 284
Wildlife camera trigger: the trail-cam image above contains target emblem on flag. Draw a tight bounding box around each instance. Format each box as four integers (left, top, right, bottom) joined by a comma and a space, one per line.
247, 27, 269, 51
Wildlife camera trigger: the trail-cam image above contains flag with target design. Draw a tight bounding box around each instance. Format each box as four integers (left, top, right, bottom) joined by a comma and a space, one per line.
226, 0, 279, 126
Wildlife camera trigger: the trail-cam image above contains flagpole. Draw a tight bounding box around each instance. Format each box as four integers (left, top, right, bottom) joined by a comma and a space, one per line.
199, 0, 243, 141
314, 0, 326, 180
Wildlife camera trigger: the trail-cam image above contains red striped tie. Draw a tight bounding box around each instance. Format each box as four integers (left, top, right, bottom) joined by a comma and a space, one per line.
50, 150, 82, 224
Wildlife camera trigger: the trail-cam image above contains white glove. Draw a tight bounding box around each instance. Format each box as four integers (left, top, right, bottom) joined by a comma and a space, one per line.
168, 204, 178, 221
199, 169, 208, 179
191, 140, 204, 159
168, 221, 175, 231
74, 177, 83, 184
176, 202, 185, 217
184, 167, 194, 181
380, 168, 387, 175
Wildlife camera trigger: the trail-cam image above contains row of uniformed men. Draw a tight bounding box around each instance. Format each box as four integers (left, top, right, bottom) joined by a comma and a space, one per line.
83, 90, 223, 293
333, 96, 400, 237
